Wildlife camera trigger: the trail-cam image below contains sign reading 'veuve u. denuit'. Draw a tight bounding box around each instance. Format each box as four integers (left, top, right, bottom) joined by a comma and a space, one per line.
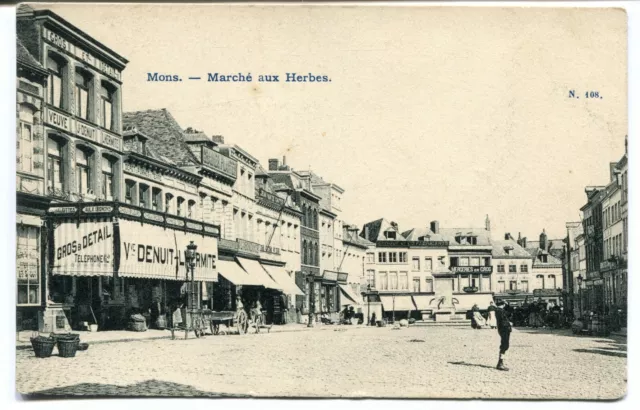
53, 220, 114, 276
118, 220, 218, 282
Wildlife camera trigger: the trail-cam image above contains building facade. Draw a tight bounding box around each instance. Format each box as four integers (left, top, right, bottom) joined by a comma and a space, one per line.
491, 234, 534, 305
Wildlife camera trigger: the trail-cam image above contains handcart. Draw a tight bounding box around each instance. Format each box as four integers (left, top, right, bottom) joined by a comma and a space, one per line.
210, 309, 249, 335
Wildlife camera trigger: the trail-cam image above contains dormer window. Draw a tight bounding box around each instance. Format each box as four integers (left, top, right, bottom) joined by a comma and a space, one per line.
540, 254, 548, 263
468, 236, 477, 245
385, 230, 396, 240
504, 246, 513, 255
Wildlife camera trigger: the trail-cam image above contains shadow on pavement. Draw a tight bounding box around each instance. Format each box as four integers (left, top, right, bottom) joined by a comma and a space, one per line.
448, 361, 495, 370
573, 349, 626, 358
22, 379, 248, 399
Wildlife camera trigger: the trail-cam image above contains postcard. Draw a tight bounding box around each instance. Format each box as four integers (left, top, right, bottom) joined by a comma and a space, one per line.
13, 2, 627, 400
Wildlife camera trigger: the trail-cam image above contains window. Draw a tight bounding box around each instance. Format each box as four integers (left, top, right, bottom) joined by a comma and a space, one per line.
389, 272, 398, 290
497, 264, 505, 273
367, 253, 375, 263
188, 200, 196, 218
18, 105, 35, 173
378, 252, 387, 263
46, 136, 64, 193
75, 70, 91, 120
75, 147, 92, 195
521, 280, 529, 292
100, 82, 115, 130
412, 257, 420, 271
413, 277, 420, 292
47, 55, 64, 108
17, 225, 40, 306
459, 257, 469, 267
152, 188, 162, 211
540, 254, 548, 263
425, 278, 434, 293
378, 272, 388, 290
468, 236, 478, 245
385, 230, 396, 240
548, 275, 556, 289
520, 264, 528, 272
102, 156, 115, 200
424, 257, 432, 271
388, 252, 397, 263
399, 252, 407, 263
536, 274, 545, 289
509, 264, 517, 273
139, 184, 149, 208
509, 281, 517, 291
497, 281, 505, 292
366, 270, 375, 288
125, 180, 135, 204
177, 197, 185, 216
303, 241, 308, 265
165, 193, 174, 213
470, 257, 480, 266
399, 272, 408, 290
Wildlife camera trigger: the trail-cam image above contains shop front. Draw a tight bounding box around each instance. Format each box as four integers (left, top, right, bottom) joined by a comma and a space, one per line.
313, 270, 341, 322
44, 201, 220, 332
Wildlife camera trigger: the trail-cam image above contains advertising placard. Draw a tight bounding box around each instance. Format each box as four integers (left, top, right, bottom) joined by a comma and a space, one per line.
52, 220, 114, 276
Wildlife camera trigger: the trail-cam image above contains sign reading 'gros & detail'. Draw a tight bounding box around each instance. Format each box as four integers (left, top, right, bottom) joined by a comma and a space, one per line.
53, 220, 114, 276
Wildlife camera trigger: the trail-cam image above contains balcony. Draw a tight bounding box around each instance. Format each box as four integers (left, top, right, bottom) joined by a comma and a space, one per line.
200, 146, 237, 180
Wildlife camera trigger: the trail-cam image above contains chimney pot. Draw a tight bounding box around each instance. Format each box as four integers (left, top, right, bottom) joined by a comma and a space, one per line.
430, 220, 439, 234
282, 155, 287, 166
505, 233, 511, 240
268, 158, 279, 171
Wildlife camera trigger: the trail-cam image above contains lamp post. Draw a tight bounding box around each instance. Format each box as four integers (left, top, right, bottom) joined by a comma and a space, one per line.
577, 274, 583, 319
307, 278, 315, 328
367, 284, 371, 326
184, 241, 198, 339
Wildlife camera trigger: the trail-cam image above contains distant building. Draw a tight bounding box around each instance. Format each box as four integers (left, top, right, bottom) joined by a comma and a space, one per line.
519, 230, 564, 304
491, 234, 534, 305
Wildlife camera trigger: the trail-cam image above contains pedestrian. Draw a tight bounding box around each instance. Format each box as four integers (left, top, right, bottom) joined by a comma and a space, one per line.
487, 301, 497, 329
495, 299, 512, 371
471, 304, 486, 329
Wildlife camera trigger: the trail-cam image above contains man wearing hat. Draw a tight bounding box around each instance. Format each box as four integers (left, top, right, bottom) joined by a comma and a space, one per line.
495, 299, 512, 371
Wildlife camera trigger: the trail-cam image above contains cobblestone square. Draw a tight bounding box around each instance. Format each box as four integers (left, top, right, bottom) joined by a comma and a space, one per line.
16, 326, 626, 399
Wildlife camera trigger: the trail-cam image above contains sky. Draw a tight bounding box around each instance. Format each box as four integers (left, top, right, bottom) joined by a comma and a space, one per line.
36, 4, 627, 240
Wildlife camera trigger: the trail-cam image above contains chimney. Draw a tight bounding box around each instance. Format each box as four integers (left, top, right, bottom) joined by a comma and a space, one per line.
625, 135, 628, 155
485, 214, 491, 231
522, 237, 527, 248
504, 233, 511, 240
430, 220, 439, 234
282, 156, 287, 166
539, 229, 547, 251
364, 226, 370, 240
268, 158, 279, 171
610, 162, 618, 181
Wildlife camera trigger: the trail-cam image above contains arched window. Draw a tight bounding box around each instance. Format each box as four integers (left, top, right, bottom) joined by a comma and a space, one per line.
303, 240, 308, 265
100, 81, 116, 131
75, 145, 94, 195
302, 204, 307, 227
46, 53, 66, 109
177, 196, 185, 216
188, 199, 196, 218
165, 193, 174, 213
102, 154, 117, 200
46, 135, 66, 195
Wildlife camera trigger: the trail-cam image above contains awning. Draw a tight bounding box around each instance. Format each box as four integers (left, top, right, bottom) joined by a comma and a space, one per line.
236, 257, 282, 290
217, 259, 255, 286
339, 284, 361, 306
52, 219, 114, 277
261, 264, 304, 296
380, 295, 416, 311
412, 295, 433, 310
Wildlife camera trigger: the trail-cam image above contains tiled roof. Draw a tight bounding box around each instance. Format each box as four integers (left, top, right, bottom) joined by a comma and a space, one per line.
343, 226, 375, 248
530, 248, 563, 267
269, 173, 295, 190
123, 109, 198, 166
184, 132, 211, 143
492, 239, 532, 259
17, 38, 44, 70
401, 227, 448, 242
360, 218, 404, 242
438, 228, 492, 246
255, 163, 269, 177
526, 238, 564, 253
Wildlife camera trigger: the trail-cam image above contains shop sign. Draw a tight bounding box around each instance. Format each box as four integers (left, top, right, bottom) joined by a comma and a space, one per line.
45, 107, 71, 132
201, 147, 238, 179
118, 220, 218, 281
49, 206, 77, 214
17, 262, 39, 281
600, 260, 617, 272
75, 120, 99, 142
323, 270, 338, 282
463, 286, 479, 293
83, 205, 113, 214
43, 28, 122, 81
52, 221, 114, 276
452, 266, 493, 274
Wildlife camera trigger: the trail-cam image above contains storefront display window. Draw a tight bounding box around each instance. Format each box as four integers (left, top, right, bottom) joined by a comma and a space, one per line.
17, 225, 40, 306
320, 285, 327, 312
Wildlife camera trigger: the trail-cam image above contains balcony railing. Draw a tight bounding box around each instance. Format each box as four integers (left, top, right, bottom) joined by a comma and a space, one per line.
47, 186, 70, 200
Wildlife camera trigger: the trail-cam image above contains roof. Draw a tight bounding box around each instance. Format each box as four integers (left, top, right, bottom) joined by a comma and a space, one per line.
437, 228, 492, 246
123, 109, 199, 166
360, 218, 403, 242
184, 131, 211, 143
255, 163, 269, 178
526, 238, 564, 253
401, 226, 448, 242
530, 248, 563, 268
17, 38, 45, 71
491, 239, 532, 259
343, 226, 375, 248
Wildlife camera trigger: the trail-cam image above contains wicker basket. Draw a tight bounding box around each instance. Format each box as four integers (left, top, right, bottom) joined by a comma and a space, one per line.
128, 321, 147, 332
77, 342, 89, 351
57, 338, 79, 358
30, 336, 56, 358
51, 333, 80, 342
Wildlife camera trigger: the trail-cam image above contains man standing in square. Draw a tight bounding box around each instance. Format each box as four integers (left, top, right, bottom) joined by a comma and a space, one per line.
495, 299, 512, 371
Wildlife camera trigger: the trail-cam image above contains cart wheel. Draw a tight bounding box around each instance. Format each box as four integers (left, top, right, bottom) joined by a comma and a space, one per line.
237, 310, 248, 335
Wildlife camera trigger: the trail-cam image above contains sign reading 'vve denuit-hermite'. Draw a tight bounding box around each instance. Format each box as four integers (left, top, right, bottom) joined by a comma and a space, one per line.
53, 220, 114, 276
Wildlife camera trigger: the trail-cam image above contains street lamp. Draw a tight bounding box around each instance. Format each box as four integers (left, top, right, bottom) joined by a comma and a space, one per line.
184, 241, 198, 338
577, 274, 583, 318
367, 284, 371, 326
307, 278, 315, 328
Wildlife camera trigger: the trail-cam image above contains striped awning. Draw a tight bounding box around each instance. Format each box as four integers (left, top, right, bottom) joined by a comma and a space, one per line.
261, 264, 304, 296
236, 257, 281, 290
339, 284, 361, 305
218, 259, 255, 286
380, 295, 416, 311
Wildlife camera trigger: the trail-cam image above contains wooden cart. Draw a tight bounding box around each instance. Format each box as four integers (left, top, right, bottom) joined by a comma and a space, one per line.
210, 309, 249, 335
